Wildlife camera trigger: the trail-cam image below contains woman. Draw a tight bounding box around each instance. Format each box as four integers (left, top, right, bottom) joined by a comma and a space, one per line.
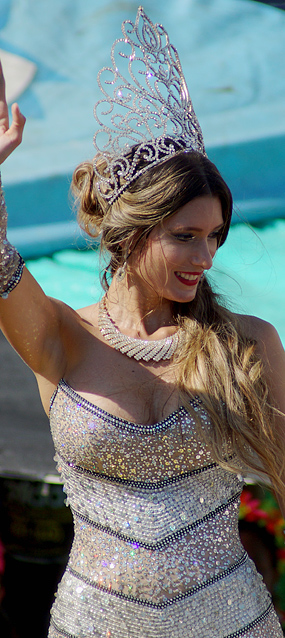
1, 8, 285, 637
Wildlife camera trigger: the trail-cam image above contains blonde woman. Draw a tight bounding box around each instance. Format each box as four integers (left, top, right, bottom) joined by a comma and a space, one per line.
1, 8, 285, 637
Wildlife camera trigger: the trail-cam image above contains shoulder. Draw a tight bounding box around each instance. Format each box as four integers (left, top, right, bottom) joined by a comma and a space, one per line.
234, 313, 282, 346
35, 302, 101, 414
49, 298, 100, 332
76, 301, 100, 327
76, 301, 99, 317
47, 298, 101, 365
235, 313, 285, 399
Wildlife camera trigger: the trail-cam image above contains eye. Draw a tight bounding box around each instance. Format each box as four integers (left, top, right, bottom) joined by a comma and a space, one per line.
208, 230, 221, 241
172, 233, 195, 242
170, 229, 222, 243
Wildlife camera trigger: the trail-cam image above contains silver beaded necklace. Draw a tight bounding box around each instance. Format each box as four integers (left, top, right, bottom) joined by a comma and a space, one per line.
98, 296, 183, 362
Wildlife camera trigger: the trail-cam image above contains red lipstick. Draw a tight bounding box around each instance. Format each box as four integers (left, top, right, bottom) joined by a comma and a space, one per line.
174, 272, 202, 286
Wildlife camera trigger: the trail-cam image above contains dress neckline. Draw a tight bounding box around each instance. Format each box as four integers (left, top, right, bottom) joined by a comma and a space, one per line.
52, 378, 201, 430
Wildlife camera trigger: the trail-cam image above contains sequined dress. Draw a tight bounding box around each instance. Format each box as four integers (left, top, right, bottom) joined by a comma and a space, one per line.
48, 379, 283, 638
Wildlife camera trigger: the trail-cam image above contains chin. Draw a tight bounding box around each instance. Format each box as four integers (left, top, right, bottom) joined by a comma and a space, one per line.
163, 289, 198, 305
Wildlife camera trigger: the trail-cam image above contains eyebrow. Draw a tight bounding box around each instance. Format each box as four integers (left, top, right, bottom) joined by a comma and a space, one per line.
171, 223, 224, 232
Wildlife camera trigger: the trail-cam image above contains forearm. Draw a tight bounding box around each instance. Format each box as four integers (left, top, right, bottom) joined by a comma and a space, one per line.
0, 71, 70, 380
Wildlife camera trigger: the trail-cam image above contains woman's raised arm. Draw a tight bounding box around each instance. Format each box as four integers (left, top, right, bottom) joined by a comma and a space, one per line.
0, 61, 79, 384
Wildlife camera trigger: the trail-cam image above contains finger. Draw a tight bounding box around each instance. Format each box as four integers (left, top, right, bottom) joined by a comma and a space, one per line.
6, 103, 26, 146
0, 60, 6, 98
11, 102, 26, 128
0, 60, 9, 131
0, 103, 26, 164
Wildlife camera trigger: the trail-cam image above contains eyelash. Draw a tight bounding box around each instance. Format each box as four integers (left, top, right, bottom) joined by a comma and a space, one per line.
173, 231, 221, 243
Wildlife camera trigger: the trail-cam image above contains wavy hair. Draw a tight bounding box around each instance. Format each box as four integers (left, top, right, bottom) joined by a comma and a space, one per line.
72, 149, 284, 495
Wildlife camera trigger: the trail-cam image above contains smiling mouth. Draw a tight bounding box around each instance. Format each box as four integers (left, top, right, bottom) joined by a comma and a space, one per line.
175, 271, 202, 286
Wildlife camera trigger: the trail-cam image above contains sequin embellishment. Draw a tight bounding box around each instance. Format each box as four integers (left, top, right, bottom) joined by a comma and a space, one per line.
48, 380, 283, 637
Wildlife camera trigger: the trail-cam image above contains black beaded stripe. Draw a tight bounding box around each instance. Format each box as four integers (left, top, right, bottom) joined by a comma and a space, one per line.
226, 603, 273, 637
0, 254, 25, 297
53, 378, 203, 434
49, 620, 76, 638
72, 491, 241, 550
67, 551, 247, 609
50, 602, 274, 638
56, 450, 219, 489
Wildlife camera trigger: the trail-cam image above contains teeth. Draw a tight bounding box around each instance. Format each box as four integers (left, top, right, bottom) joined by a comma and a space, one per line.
176, 272, 199, 281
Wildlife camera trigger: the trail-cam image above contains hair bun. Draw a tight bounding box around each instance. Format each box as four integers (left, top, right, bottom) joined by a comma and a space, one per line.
72, 160, 107, 237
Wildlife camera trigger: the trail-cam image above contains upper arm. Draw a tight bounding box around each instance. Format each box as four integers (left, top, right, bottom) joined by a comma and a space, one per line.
249, 317, 285, 416
240, 315, 285, 512
0, 265, 82, 384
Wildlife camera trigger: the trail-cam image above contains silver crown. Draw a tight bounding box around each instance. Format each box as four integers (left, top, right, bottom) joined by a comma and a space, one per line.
93, 6, 206, 204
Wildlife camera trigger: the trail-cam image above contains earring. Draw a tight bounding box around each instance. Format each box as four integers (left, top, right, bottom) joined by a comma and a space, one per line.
116, 261, 127, 281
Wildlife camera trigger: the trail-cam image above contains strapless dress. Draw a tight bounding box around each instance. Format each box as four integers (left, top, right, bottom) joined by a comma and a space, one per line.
47, 379, 283, 637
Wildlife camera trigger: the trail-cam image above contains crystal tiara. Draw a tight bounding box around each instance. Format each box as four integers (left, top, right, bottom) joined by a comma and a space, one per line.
93, 6, 206, 205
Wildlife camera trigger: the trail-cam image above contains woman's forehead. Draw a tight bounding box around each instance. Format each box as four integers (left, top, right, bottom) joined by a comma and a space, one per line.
164, 196, 223, 229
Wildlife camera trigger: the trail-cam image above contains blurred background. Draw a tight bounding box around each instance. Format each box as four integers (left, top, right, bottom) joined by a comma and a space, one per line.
0, 0, 285, 635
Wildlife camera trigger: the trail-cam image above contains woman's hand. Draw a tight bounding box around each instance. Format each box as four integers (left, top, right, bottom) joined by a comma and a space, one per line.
0, 61, 26, 164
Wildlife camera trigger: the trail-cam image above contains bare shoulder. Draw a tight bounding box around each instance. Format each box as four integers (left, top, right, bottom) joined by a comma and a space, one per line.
35, 301, 101, 415
235, 313, 283, 348
49, 297, 100, 336
234, 313, 285, 392
76, 301, 100, 326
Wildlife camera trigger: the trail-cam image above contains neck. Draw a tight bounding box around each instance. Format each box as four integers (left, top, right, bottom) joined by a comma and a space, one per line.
105, 277, 177, 339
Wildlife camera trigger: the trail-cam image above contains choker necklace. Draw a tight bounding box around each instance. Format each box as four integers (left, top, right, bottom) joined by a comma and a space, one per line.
98, 296, 183, 362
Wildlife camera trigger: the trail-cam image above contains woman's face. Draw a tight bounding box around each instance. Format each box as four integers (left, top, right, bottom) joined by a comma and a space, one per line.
129, 195, 224, 304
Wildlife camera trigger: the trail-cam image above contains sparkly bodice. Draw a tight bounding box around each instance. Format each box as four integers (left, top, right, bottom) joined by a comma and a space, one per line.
48, 379, 283, 638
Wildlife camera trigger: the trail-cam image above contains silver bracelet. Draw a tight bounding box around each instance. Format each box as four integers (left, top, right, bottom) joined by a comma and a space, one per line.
0, 252, 25, 298
0, 173, 25, 298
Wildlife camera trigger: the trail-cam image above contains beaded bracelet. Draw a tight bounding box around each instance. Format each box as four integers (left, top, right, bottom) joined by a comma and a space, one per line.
0, 172, 25, 299
0, 253, 25, 299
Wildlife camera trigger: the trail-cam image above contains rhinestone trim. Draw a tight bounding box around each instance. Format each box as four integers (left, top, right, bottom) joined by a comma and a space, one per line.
53, 378, 202, 434
49, 623, 75, 638
55, 450, 218, 489
226, 604, 273, 638
71, 492, 241, 551
0, 173, 25, 299
50, 602, 274, 638
71, 491, 242, 550
67, 552, 248, 610
0, 254, 25, 298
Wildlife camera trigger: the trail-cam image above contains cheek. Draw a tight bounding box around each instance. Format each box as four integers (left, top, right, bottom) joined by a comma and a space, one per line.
140, 246, 173, 285
209, 241, 218, 258
136, 238, 184, 281
163, 245, 190, 266
136, 245, 165, 279
157, 240, 184, 265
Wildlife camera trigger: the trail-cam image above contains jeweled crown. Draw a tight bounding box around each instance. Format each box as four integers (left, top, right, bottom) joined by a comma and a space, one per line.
93, 6, 206, 204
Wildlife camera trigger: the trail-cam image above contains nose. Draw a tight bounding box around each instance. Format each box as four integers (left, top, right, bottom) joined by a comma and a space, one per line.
189, 238, 213, 270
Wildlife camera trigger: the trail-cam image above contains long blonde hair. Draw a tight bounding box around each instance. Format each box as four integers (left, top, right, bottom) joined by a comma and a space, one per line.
72, 149, 284, 494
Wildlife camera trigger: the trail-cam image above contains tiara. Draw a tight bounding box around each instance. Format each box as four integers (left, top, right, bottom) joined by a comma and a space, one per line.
93, 6, 206, 205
